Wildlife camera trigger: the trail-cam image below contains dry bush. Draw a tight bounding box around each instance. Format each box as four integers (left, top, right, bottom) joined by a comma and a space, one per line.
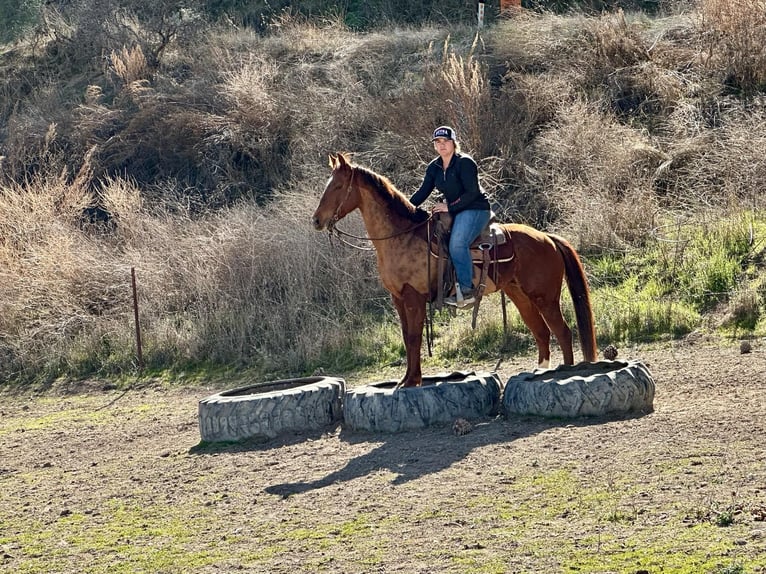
644, 13, 699, 72
77, 45, 283, 208
507, 12, 686, 125
76, 17, 406, 207
347, 27, 441, 99
486, 12, 590, 75
529, 100, 664, 249
373, 33, 456, 165
376, 30, 498, 191
364, 28, 546, 222
483, 11, 693, 224
40, 0, 204, 72
0, 168, 387, 381
485, 73, 575, 223
0, 174, 130, 381
489, 11, 699, 126
109, 45, 151, 86
655, 105, 766, 209
199, 50, 292, 203
192, 196, 381, 368
698, 0, 766, 97
244, 16, 383, 180
1, 95, 74, 184
107, 179, 384, 372
422, 38, 492, 156
0, 0, 205, 191
572, 12, 659, 119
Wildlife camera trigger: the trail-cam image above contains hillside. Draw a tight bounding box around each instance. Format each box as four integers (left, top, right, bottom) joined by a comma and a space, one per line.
1, 0, 766, 384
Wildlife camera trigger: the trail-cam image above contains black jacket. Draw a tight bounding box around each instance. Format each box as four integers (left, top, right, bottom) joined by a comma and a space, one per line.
410, 152, 490, 214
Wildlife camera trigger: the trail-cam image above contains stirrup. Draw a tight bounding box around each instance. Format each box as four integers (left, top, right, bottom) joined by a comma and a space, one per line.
445, 286, 475, 308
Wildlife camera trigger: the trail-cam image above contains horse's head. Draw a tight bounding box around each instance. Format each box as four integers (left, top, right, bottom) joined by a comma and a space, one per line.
312, 153, 358, 231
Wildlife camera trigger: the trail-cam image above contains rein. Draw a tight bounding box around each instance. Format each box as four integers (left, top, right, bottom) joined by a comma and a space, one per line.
329, 217, 432, 243
326, 167, 433, 243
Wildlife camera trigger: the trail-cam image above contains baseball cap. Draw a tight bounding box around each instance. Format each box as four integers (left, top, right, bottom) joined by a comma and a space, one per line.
432, 126, 456, 141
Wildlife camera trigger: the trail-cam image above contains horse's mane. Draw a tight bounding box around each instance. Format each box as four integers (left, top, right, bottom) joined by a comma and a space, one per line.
354, 165, 430, 223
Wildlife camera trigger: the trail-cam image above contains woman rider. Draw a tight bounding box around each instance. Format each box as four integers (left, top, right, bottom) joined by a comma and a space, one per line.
409, 126, 491, 307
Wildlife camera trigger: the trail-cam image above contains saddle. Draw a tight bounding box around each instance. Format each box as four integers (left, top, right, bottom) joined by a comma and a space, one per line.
429, 212, 512, 325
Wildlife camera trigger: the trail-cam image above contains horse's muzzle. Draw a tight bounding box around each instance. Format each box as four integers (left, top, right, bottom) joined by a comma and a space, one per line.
312, 215, 335, 232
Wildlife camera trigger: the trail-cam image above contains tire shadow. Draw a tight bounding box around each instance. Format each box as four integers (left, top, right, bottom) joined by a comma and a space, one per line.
188, 426, 341, 455
262, 410, 648, 499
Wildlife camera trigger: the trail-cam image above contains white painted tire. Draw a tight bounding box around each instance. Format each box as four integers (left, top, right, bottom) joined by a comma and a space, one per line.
343, 371, 503, 433
503, 360, 655, 418
198, 376, 345, 442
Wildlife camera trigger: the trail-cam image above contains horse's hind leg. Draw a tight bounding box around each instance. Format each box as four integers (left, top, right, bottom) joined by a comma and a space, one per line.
505, 289, 552, 369
536, 299, 574, 365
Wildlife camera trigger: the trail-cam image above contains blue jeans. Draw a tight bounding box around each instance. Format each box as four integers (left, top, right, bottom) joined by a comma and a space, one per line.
449, 209, 491, 292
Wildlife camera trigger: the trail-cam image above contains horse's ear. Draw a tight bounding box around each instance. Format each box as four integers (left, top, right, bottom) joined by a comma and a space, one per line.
328, 154, 337, 169
337, 153, 350, 168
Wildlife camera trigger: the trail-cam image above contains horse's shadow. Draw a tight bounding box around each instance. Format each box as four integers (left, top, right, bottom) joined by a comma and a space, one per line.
258, 411, 644, 499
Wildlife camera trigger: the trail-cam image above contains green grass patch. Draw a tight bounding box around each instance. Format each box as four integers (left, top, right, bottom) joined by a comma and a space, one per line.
305, 316, 407, 376
0, 400, 160, 437
6, 499, 225, 574
447, 464, 766, 574
563, 524, 745, 573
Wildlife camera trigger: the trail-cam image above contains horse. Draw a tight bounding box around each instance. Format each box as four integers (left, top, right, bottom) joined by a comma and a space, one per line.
312, 153, 597, 388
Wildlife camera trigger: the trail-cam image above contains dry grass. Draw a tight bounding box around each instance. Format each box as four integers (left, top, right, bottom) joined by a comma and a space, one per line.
0, 171, 383, 382
528, 99, 665, 249
2, 4, 766, 382
657, 105, 766, 209
698, 0, 766, 96
109, 45, 151, 86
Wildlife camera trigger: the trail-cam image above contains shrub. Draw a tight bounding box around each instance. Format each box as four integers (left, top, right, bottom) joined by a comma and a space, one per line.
3, 5, 766, 383
0, 0, 42, 43
698, 0, 766, 97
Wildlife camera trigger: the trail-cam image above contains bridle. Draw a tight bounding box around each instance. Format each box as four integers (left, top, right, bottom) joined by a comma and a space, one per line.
325, 168, 356, 235
326, 166, 433, 247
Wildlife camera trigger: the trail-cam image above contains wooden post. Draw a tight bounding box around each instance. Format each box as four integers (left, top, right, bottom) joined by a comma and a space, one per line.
131, 267, 144, 371
477, 1, 485, 28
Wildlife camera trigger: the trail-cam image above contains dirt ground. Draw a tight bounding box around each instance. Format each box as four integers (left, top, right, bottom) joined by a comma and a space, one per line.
2, 337, 766, 574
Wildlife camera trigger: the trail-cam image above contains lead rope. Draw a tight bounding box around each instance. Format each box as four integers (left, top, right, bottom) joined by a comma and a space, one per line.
471, 244, 491, 329
495, 229, 508, 335
425, 218, 433, 357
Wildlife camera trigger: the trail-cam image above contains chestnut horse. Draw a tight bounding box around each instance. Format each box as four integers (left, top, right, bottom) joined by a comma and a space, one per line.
312, 153, 597, 388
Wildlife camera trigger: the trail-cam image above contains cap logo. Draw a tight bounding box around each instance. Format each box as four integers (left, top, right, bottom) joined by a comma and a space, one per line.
432, 126, 454, 141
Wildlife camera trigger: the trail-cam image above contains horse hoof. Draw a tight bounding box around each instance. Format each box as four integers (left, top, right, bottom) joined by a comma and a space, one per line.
395, 380, 419, 389
343, 371, 503, 433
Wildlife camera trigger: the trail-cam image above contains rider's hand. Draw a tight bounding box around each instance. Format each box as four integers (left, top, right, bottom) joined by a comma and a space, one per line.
431, 202, 448, 214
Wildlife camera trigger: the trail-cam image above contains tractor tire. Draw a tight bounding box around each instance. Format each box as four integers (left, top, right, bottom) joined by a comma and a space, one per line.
343, 371, 503, 433
198, 376, 345, 442
503, 360, 655, 418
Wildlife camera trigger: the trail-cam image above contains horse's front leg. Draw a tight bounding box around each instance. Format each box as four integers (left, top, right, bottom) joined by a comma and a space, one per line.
392, 284, 426, 388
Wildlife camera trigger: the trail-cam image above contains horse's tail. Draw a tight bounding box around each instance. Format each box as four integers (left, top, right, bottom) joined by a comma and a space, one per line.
549, 234, 597, 362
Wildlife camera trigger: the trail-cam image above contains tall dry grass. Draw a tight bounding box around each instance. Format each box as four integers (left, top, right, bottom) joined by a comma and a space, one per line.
529, 99, 665, 249
0, 170, 384, 383
2, 4, 766, 383
698, 0, 766, 97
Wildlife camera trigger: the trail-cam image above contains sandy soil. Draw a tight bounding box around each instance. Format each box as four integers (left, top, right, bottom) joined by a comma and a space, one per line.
1, 337, 766, 573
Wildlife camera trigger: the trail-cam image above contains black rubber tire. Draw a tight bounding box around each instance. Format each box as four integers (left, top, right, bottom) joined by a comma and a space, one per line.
198, 376, 345, 442
343, 371, 503, 433
503, 360, 655, 418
